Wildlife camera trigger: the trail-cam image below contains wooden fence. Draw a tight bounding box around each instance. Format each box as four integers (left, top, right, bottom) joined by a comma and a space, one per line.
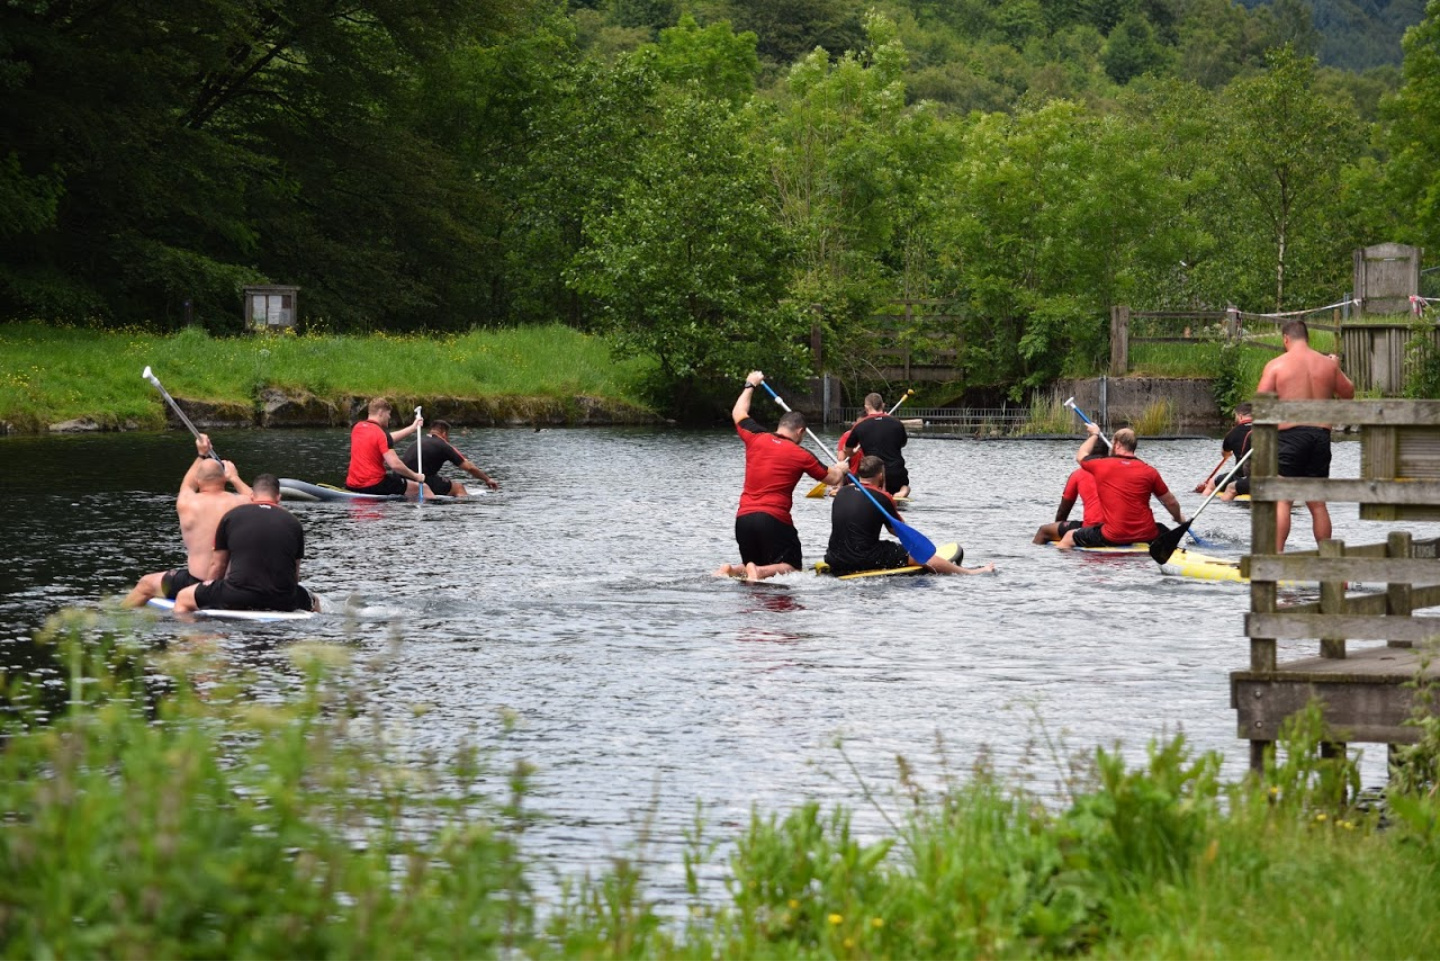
1233, 396, 1440, 776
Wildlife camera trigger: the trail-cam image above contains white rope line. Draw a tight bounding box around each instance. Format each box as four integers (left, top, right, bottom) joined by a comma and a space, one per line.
1236, 297, 1361, 322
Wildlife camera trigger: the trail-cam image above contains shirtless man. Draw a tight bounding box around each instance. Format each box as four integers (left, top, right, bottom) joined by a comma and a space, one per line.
1256, 319, 1355, 551
122, 434, 252, 607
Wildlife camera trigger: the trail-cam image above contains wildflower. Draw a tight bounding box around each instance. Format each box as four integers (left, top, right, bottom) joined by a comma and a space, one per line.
828, 913, 843, 925
788, 899, 799, 910
872, 917, 884, 928
844, 938, 854, 948
1315, 812, 1328, 822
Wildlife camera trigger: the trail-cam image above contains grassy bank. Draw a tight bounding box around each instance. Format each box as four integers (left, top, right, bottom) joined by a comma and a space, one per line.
0, 322, 655, 430
7, 611, 1440, 958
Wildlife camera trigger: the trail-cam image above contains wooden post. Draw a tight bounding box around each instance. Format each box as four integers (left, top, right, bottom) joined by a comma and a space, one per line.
1387, 531, 1414, 648
1248, 409, 1279, 773
1110, 305, 1130, 376
1318, 539, 1346, 660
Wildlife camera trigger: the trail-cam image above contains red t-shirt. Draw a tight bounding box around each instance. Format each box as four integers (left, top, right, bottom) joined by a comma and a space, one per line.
1062, 467, 1105, 526
736, 418, 828, 526
345, 420, 392, 488
1080, 454, 1169, 543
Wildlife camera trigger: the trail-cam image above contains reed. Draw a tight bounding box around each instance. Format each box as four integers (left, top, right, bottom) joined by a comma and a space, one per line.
0, 322, 654, 430
1017, 394, 1076, 435
1131, 396, 1175, 435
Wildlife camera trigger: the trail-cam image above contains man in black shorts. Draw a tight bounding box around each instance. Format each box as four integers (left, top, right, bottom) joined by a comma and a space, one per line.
1256, 319, 1355, 550
1198, 402, 1252, 499
844, 393, 910, 497
173, 474, 318, 614
824, 457, 992, 575
399, 420, 500, 496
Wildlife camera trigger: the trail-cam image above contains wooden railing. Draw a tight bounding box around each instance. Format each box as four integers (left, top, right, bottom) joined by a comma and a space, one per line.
1233, 395, 1440, 775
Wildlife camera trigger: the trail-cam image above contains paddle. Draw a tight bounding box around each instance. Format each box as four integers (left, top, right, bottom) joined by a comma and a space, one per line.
756, 380, 936, 564
1149, 448, 1252, 565
1062, 397, 1113, 453
1193, 455, 1229, 494
806, 389, 914, 499
414, 406, 424, 505
142, 366, 221, 462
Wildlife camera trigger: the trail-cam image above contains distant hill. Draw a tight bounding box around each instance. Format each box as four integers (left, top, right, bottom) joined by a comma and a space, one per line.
1244, 0, 1426, 69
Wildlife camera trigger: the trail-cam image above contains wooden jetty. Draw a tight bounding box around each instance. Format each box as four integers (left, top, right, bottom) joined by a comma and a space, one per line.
1233, 396, 1440, 773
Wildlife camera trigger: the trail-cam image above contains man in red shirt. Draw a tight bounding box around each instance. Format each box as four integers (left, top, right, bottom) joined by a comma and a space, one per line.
715, 371, 847, 581
1057, 423, 1183, 549
1032, 442, 1109, 544
345, 396, 426, 496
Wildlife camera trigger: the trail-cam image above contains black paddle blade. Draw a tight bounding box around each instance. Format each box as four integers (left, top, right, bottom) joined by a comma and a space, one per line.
1149, 521, 1190, 565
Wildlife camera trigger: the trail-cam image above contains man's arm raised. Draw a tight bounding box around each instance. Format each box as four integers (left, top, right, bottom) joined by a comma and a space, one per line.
1074, 422, 1101, 465
222, 460, 252, 499
732, 371, 763, 425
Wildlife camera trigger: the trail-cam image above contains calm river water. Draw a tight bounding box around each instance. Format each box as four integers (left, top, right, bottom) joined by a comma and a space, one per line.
1, 425, 1430, 895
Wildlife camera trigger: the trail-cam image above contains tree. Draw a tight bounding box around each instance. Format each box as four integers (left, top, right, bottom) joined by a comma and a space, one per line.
1381, 0, 1440, 256
569, 94, 801, 408
1212, 46, 1358, 310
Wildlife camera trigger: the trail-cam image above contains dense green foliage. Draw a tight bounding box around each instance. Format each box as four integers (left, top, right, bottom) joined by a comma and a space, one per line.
5, 611, 1440, 957
0, 322, 653, 430
2, 0, 1435, 407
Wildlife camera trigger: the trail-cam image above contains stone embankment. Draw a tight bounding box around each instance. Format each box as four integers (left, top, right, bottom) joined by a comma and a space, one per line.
28, 388, 664, 434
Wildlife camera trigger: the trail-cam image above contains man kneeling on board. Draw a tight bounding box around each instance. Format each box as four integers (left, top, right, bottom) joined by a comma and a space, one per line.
122, 433, 251, 607
399, 420, 500, 496
173, 474, 319, 614
1057, 424, 1184, 550
825, 456, 993, 575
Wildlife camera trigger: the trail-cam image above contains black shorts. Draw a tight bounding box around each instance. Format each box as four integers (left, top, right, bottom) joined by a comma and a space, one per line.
194, 580, 314, 612
1278, 426, 1331, 478
347, 473, 407, 496
735, 512, 803, 570
825, 540, 913, 575
884, 465, 909, 493
1057, 520, 1085, 537
425, 474, 455, 496
1071, 524, 1118, 549
160, 567, 202, 599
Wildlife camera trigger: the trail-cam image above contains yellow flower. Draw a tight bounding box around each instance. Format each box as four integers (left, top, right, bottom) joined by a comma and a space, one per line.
871, 917, 884, 928
788, 899, 799, 910
828, 913, 843, 925
1315, 812, 1328, 822
843, 938, 854, 949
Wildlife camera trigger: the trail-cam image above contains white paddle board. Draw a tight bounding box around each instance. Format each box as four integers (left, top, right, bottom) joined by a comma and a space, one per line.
146, 597, 316, 621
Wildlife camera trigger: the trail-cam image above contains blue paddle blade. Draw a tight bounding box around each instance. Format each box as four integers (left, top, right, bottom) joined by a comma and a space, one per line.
847, 474, 936, 565
891, 518, 937, 565
1186, 529, 1215, 548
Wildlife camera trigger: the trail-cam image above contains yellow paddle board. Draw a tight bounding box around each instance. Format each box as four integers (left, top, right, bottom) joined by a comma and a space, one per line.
814, 542, 959, 579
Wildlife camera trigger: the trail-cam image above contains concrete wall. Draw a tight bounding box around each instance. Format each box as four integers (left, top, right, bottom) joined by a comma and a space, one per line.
1053, 376, 1224, 435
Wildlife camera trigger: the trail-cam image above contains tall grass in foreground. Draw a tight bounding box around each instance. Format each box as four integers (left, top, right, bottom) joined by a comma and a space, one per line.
0, 322, 654, 429
5, 612, 1440, 958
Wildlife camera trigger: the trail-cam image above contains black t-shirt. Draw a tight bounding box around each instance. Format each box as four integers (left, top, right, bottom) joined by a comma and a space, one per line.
400, 434, 465, 475
825, 481, 897, 568
1220, 421, 1252, 487
848, 414, 907, 471
214, 503, 305, 598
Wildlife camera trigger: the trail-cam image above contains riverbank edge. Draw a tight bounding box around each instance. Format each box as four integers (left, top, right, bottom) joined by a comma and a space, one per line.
3, 386, 668, 435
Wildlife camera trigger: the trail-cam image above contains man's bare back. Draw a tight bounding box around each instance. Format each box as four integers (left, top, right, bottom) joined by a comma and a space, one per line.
1257, 330, 1355, 427
178, 477, 249, 577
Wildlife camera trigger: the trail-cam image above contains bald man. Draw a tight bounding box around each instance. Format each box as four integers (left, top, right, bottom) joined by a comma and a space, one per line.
122, 433, 252, 607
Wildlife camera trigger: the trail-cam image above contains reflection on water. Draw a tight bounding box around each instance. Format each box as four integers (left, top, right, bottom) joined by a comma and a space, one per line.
2, 426, 1434, 888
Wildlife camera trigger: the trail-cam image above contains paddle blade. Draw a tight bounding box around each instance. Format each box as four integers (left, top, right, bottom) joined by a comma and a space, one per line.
892, 518, 937, 565
1186, 529, 1217, 549
1149, 521, 1191, 565
805, 482, 828, 499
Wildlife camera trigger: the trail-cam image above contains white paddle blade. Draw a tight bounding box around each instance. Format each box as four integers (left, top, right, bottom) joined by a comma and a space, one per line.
1063, 396, 1075, 409
142, 366, 157, 384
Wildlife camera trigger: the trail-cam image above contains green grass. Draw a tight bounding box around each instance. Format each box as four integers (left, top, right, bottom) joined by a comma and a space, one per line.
7, 612, 1440, 958
0, 322, 655, 430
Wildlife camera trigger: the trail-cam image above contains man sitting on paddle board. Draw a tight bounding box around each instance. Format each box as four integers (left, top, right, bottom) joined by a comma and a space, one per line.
399, 420, 500, 497
345, 396, 427, 497
715, 371, 847, 582
122, 433, 252, 608
173, 474, 318, 614
1057, 424, 1184, 550
827, 457, 993, 575
1198, 402, 1253, 500
843, 393, 910, 498
1032, 440, 1109, 544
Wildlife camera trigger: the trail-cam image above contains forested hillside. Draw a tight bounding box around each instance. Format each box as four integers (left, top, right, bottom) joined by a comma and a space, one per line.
3, 0, 1439, 406
1240, 0, 1426, 68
